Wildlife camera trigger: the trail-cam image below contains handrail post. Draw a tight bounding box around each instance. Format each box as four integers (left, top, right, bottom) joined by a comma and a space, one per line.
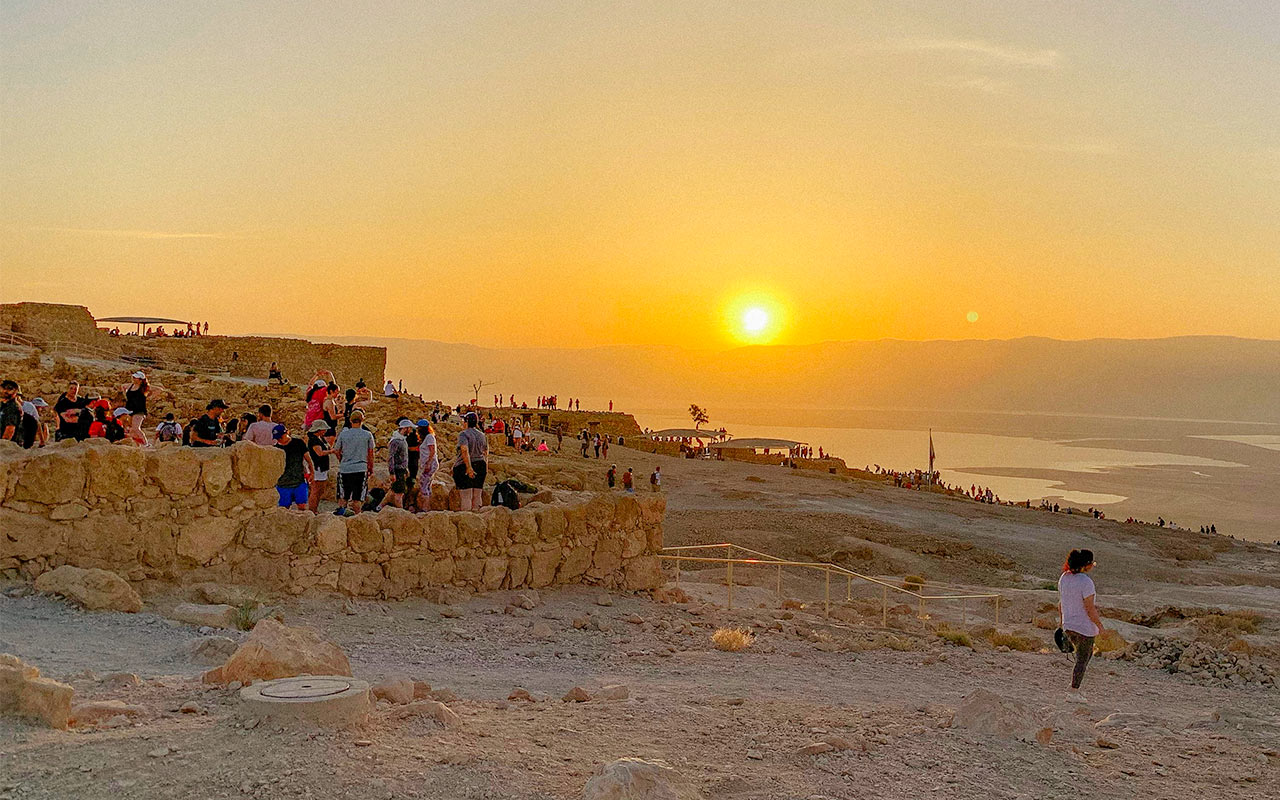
726, 557, 733, 610
918, 594, 925, 620
675, 557, 680, 586
995, 595, 1000, 626
846, 575, 851, 602
881, 585, 888, 627
962, 598, 967, 626
824, 567, 830, 619
776, 563, 782, 603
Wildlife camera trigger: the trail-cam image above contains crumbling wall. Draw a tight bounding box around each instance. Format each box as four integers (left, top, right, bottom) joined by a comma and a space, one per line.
146, 335, 386, 389
0, 439, 665, 597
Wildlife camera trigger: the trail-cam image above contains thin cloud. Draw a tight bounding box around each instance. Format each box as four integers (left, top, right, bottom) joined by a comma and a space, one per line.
939, 75, 1011, 95
895, 37, 1062, 70
32, 227, 237, 240
983, 139, 1117, 156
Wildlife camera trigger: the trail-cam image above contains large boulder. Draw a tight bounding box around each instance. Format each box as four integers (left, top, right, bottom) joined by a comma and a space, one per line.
583, 758, 703, 800
34, 565, 142, 612
208, 618, 351, 685
0, 654, 74, 730
949, 688, 1039, 740
231, 441, 285, 489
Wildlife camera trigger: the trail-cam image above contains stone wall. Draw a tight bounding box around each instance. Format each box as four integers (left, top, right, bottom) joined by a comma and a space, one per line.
0, 303, 117, 350
0, 439, 665, 598
146, 335, 386, 389
0, 302, 386, 389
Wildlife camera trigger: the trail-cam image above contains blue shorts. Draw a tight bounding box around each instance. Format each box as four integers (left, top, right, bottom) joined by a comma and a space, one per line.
277, 483, 309, 507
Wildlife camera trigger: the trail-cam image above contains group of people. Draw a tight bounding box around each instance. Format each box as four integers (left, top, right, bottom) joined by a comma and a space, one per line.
107, 321, 209, 338
604, 463, 661, 493
0, 373, 156, 449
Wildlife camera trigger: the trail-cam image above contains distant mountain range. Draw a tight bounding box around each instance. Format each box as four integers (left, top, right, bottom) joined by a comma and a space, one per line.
315, 335, 1280, 423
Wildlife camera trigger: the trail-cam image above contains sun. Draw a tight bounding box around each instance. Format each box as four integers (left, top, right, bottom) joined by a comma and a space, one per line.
742, 307, 769, 333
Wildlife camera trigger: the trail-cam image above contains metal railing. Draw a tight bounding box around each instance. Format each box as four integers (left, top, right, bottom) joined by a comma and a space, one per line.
660, 542, 1002, 627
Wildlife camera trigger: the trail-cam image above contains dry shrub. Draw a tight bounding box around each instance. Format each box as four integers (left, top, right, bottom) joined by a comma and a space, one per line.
1195, 610, 1262, 636
978, 628, 1041, 652
935, 624, 973, 649
1226, 638, 1253, 655
1094, 628, 1128, 653
712, 628, 753, 652
901, 575, 925, 591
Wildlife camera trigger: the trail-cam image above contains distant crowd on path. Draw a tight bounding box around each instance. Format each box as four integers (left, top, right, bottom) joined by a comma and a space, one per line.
487, 393, 615, 414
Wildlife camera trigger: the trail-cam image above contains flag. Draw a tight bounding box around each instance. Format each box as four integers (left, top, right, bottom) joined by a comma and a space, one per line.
928, 429, 936, 480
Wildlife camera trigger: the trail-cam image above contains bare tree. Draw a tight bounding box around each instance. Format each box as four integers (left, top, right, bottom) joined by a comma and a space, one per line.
689, 404, 709, 429
470, 379, 496, 403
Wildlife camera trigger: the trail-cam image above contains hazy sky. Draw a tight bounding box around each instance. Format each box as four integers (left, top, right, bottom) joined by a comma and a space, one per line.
3, 1, 1278, 348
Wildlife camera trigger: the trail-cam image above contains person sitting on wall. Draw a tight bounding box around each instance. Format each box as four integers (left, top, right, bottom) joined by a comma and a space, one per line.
383, 379, 399, 399
268, 361, 286, 384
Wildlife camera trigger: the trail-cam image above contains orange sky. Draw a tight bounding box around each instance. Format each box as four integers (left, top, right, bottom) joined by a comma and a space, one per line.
2, 2, 1278, 348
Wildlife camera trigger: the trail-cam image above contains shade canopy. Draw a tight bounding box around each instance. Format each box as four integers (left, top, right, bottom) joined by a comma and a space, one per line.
708, 437, 805, 450
97, 316, 191, 325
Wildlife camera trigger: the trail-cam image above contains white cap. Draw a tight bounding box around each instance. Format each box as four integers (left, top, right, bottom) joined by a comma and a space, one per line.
31, 397, 49, 408
314, 379, 325, 388
397, 418, 413, 428
132, 371, 145, 379
113, 407, 132, 417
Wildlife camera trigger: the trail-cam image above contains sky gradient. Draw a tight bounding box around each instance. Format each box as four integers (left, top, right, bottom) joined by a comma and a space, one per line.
3, 1, 1278, 348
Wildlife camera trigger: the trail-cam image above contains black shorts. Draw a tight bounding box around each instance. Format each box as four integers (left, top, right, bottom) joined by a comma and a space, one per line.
338, 471, 367, 502
391, 468, 408, 494
451, 460, 486, 490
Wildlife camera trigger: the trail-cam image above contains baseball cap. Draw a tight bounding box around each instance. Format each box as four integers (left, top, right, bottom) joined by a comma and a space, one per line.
271, 424, 287, 440
132, 371, 145, 379
307, 419, 330, 433
207, 398, 229, 410
31, 397, 49, 408
416, 419, 430, 427
113, 407, 132, 418
314, 379, 325, 388
397, 418, 413, 428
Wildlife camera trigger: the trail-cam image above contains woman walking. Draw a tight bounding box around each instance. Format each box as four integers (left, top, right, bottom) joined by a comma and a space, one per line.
1058, 549, 1105, 702
415, 420, 438, 511
121, 371, 151, 445
452, 412, 487, 511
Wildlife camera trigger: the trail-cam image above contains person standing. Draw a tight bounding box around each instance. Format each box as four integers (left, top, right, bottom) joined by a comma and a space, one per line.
415, 420, 438, 511
622, 467, 634, 493
593, 434, 601, 458
306, 420, 334, 512
607, 464, 616, 489
333, 409, 374, 516
20, 397, 49, 448
1058, 549, 1105, 703
387, 418, 412, 508
272, 424, 313, 510
155, 413, 183, 443
452, 411, 488, 512
189, 399, 228, 447
650, 466, 662, 492
53, 381, 88, 441
122, 371, 151, 445
243, 404, 277, 446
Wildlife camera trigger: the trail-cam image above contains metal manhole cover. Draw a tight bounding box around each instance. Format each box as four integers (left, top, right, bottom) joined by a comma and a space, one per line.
259, 677, 353, 699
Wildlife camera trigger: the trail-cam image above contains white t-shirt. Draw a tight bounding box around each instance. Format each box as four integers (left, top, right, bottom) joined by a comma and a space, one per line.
1058, 571, 1098, 636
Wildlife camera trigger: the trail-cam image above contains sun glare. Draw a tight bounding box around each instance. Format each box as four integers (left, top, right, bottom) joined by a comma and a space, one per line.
742, 307, 769, 333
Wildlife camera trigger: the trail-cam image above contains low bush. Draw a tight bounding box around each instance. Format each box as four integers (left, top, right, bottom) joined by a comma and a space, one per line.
712, 628, 754, 652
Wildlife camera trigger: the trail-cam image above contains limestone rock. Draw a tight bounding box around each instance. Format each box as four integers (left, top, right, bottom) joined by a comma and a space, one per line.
13, 449, 86, 504
169, 602, 239, 629
212, 619, 351, 684
949, 688, 1038, 739
230, 440, 285, 489
145, 446, 202, 495
583, 758, 703, 800
371, 675, 415, 705
69, 700, 146, 727
563, 686, 592, 703
598, 684, 629, 701
0, 654, 74, 730
623, 556, 664, 591
180, 636, 239, 666
389, 699, 461, 729
177, 516, 238, 566
34, 565, 142, 612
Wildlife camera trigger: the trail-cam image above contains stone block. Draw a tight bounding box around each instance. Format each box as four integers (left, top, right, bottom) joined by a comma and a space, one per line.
34, 565, 142, 612
378, 507, 423, 548
145, 447, 202, 495
345, 514, 382, 554
456, 513, 486, 546
312, 514, 347, 555
13, 450, 85, 505
338, 561, 384, 597
198, 452, 233, 496
623, 555, 664, 590
481, 556, 507, 591
177, 516, 238, 565
230, 440, 285, 489
423, 513, 458, 551
529, 549, 561, 589
85, 446, 145, 499
535, 506, 567, 540
242, 507, 311, 555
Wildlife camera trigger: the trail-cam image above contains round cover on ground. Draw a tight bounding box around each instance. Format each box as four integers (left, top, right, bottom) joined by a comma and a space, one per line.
239, 676, 370, 728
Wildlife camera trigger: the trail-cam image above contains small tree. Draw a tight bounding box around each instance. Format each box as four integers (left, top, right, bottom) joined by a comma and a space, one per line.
470, 378, 495, 404
689, 404, 709, 429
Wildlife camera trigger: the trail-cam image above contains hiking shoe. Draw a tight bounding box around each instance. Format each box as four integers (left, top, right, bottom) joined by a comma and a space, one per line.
333, 507, 346, 516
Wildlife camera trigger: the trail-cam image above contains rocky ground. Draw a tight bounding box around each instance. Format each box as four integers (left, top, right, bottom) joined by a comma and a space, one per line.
3, 348, 1279, 798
